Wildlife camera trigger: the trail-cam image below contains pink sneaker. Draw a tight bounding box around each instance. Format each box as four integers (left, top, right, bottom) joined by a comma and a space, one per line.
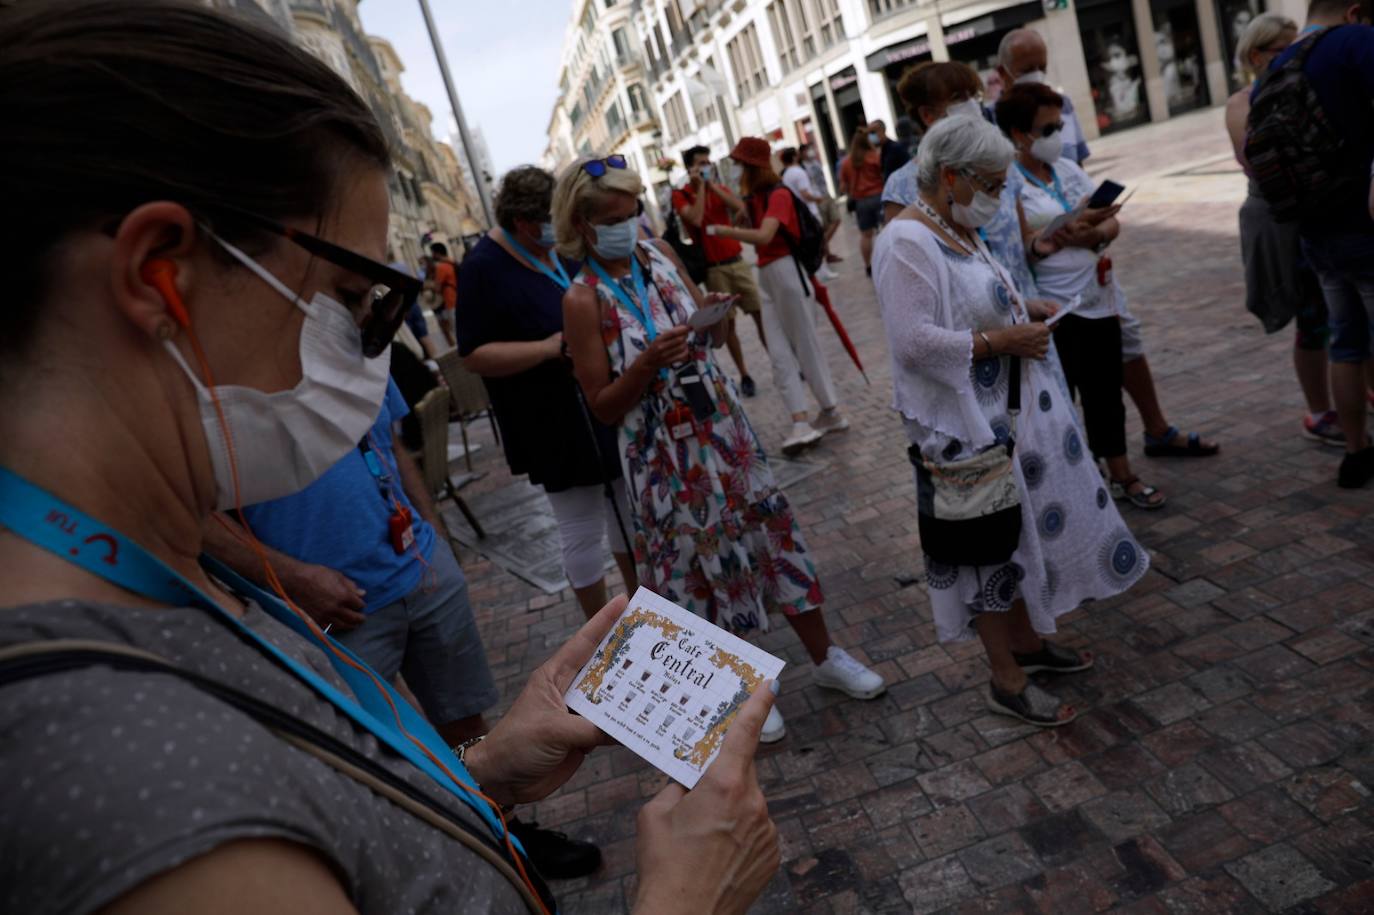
1303, 410, 1344, 446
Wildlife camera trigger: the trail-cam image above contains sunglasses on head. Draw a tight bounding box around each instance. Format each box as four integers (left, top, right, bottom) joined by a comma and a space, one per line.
581, 155, 628, 178
207, 203, 421, 358
1036, 122, 1065, 139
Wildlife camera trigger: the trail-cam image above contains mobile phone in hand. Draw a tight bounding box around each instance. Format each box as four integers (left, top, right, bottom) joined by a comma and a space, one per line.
1087, 180, 1126, 210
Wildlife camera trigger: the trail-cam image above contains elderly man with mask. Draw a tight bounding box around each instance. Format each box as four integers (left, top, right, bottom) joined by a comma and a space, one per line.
997, 29, 1092, 165
994, 28, 1221, 461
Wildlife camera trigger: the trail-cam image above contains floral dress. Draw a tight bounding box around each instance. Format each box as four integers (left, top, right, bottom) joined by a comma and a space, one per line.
873, 220, 1148, 643
579, 241, 821, 633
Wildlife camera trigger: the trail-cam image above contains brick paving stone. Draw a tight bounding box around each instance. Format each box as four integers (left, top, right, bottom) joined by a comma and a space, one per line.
1156, 873, 1266, 914
1130, 682, 1214, 727
1258, 720, 1347, 769
1283, 768, 1372, 822
859, 779, 935, 830
957, 832, 1043, 889
1082, 743, 1170, 791
1018, 809, 1109, 867
909, 803, 986, 859
1293, 815, 1374, 886
916, 759, 993, 808
1143, 762, 1236, 816
1224, 843, 1336, 912
1027, 761, 1110, 813
898, 855, 979, 914
1022, 861, 1119, 914
1141, 720, 1222, 768
1107, 835, 1189, 901
1155, 809, 1256, 871
787, 848, 864, 908
1080, 790, 1174, 843
972, 739, 1048, 786
965, 782, 1050, 834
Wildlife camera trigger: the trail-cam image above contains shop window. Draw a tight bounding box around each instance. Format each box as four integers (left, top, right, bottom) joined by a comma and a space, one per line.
1218, 0, 1264, 93
1078, 0, 1150, 134
1152, 0, 1210, 114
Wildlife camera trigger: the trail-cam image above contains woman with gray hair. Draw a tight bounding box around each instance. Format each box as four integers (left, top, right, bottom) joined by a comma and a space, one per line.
873, 116, 1147, 726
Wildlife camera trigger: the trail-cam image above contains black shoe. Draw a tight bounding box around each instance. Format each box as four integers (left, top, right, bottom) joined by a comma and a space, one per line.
1338, 446, 1374, 488
865, 266, 872, 278
508, 818, 601, 879
740, 375, 756, 397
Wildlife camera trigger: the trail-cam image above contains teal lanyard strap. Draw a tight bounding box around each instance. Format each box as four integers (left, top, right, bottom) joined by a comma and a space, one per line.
0, 465, 516, 847
1016, 161, 1071, 212
587, 256, 668, 382
505, 234, 571, 290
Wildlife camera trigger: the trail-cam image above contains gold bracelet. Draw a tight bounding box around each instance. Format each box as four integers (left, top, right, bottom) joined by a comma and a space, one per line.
978, 331, 994, 356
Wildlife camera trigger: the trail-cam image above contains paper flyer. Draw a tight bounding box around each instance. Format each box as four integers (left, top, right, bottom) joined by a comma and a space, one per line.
565, 586, 785, 788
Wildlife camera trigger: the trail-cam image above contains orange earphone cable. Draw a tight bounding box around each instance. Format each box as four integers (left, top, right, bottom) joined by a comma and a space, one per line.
186, 321, 546, 913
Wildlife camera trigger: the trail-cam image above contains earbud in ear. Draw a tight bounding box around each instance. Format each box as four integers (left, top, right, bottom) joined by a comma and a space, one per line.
140, 259, 190, 328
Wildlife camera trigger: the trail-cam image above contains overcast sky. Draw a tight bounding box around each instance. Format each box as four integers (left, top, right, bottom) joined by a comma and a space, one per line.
357, 0, 569, 177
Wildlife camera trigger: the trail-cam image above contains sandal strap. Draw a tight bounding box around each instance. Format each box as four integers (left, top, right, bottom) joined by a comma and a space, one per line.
990, 682, 1063, 723
1016, 641, 1085, 668
1144, 425, 1180, 445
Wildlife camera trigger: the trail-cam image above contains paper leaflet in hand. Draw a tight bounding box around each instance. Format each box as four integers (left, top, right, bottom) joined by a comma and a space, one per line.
565, 587, 784, 788
687, 298, 734, 330
1044, 294, 1083, 327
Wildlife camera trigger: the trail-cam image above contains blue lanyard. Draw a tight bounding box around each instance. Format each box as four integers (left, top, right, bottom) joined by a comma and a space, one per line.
358, 436, 395, 506
505, 234, 571, 290
0, 465, 522, 854
1016, 161, 1071, 212
588, 257, 654, 342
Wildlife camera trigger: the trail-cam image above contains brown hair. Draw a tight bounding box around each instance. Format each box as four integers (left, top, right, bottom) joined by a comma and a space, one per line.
495, 166, 556, 231
994, 83, 1065, 138
739, 162, 781, 197
847, 127, 873, 163
897, 61, 985, 127
0, 0, 390, 356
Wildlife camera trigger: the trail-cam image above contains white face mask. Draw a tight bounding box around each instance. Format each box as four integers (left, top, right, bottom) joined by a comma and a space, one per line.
165, 231, 391, 509
945, 98, 983, 121
950, 174, 1002, 228
1015, 69, 1047, 85
1030, 130, 1064, 165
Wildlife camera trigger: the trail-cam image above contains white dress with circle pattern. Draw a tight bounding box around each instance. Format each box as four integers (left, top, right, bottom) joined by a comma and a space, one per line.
873, 219, 1148, 643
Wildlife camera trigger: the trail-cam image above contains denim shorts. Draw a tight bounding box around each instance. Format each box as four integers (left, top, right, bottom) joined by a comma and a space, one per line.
335, 540, 498, 724
1303, 233, 1374, 363
855, 194, 884, 231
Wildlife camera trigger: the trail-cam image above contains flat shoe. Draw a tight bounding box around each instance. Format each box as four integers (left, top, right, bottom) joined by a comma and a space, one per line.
986, 682, 1076, 727
1013, 641, 1094, 675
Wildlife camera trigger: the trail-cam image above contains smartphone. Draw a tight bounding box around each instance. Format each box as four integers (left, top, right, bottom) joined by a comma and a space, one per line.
1087, 180, 1126, 210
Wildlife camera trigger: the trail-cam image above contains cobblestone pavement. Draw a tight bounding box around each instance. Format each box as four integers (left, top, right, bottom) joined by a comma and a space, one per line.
448, 108, 1374, 913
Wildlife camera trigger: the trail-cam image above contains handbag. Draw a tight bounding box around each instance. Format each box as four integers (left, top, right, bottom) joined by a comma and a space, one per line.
909, 354, 1023, 567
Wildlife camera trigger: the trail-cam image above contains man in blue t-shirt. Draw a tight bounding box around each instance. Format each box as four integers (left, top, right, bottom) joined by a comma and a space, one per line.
204, 378, 497, 743
1268, 1, 1374, 485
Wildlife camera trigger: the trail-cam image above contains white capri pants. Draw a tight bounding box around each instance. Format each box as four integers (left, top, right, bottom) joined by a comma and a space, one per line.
755, 256, 838, 417
545, 479, 631, 589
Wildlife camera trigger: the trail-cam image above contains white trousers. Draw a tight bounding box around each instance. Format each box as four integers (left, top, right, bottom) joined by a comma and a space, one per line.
544, 479, 630, 589
755, 256, 838, 417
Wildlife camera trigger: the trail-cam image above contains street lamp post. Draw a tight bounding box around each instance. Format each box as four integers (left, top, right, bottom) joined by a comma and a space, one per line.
416, 0, 496, 229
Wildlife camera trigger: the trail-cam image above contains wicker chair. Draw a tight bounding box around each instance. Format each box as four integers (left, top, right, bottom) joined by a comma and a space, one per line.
412, 386, 484, 540
435, 349, 499, 472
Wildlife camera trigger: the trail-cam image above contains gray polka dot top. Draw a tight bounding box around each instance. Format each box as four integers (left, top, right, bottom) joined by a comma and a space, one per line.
0, 600, 530, 915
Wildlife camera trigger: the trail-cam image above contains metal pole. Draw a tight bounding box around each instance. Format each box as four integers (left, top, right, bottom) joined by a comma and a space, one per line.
416, 0, 496, 229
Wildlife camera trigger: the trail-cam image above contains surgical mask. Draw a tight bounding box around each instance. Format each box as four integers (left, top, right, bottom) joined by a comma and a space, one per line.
951, 185, 1002, 229
164, 231, 390, 509
945, 98, 983, 121
699, 164, 713, 181
538, 221, 557, 247
1030, 131, 1064, 165
592, 218, 639, 260
1015, 69, 1047, 85
867, 132, 880, 145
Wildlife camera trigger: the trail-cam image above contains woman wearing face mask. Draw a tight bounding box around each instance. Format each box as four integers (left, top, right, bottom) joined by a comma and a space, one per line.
456, 166, 639, 620
838, 127, 886, 275
710, 137, 851, 453
872, 116, 1147, 727
558, 156, 885, 747
996, 84, 1165, 510
882, 61, 989, 223
0, 4, 780, 914
1225, 15, 1346, 444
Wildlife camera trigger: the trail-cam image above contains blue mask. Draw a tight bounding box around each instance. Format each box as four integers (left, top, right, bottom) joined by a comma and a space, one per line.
593, 218, 639, 260
538, 222, 557, 247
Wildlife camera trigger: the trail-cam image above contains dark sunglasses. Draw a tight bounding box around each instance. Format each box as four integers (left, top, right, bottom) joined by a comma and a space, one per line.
206, 203, 421, 358
1036, 122, 1065, 139
581, 155, 628, 178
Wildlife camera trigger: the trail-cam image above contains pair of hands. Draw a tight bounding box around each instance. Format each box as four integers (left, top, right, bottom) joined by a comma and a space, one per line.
1035, 203, 1121, 256
634, 292, 734, 372
465, 595, 780, 915
986, 298, 1060, 360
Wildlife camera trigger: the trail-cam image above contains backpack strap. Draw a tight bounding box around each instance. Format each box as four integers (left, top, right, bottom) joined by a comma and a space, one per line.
0, 638, 551, 914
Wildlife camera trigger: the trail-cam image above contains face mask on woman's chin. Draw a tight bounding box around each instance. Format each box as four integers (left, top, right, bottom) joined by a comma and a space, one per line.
591, 218, 639, 260
164, 230, 391, 510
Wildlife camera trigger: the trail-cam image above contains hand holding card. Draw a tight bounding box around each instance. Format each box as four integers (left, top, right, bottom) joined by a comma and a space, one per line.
688, 295, 736, 329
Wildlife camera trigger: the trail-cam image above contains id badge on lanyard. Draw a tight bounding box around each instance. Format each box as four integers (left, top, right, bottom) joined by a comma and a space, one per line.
359, 438, 413, 555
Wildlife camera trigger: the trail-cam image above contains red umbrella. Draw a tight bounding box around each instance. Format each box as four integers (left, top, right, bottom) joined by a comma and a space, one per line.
809, 276, 870, 385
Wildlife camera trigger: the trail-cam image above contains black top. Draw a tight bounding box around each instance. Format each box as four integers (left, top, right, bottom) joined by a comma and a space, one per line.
454, 235, 620, 492
880, 138, 911, 181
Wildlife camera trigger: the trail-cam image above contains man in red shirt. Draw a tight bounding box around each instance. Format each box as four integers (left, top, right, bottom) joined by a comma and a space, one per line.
428, 241, 459, 346
672, 145, 767, 397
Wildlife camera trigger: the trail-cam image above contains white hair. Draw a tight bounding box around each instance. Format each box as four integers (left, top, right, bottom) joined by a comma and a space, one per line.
916, 115, 1015, 193
997, 28, 1044, 70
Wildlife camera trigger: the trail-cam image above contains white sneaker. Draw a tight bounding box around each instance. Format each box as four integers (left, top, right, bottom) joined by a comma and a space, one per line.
760, 703, 786, 743
813, 646, 886, 700
813, 408, 850, 435
816, 264, 839, 281
781, 422, 822, 455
